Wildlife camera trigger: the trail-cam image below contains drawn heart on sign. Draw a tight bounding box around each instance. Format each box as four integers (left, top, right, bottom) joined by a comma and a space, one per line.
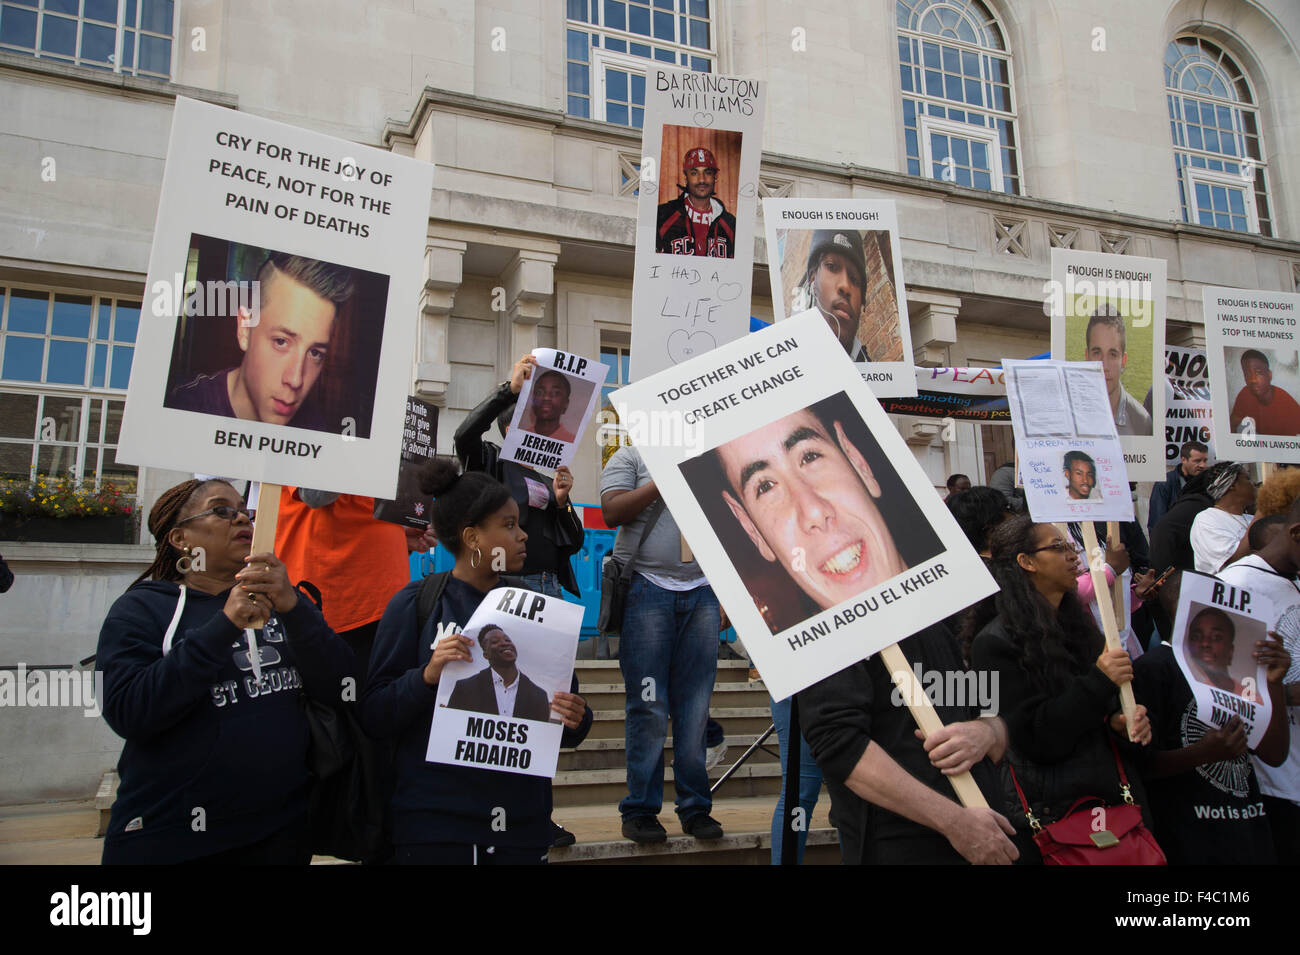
717, 282, 743, 301
739, 182, 756, 198
667, 328, 717, 364
692, 112, 714, 128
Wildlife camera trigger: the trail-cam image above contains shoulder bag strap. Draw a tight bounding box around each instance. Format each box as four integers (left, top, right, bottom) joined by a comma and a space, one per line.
619, 500, 666, 583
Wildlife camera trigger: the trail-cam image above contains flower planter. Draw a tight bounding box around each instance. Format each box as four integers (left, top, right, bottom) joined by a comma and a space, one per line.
0, 513, 135, 544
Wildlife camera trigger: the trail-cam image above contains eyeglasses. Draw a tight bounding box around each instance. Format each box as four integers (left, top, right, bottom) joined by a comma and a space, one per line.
176, 504, 251, 525
1026, 540, 1073, 555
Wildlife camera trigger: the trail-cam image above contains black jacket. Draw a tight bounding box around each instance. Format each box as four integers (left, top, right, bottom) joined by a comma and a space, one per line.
446, 666, 552, 723
453, 381, 585, 595
655, 193, 737, 257
1149, 491, 1213, 574
1147, 466, 1188, 536
970, 616, 1150, 863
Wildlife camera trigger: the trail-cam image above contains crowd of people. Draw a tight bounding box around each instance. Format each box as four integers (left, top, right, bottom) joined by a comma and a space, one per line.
90, 346, 1299, 865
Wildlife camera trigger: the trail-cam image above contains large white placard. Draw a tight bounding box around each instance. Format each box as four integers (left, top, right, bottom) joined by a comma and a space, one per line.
1004, 359, 1134, 523
499, 349, 608, 471
1050, 249, 1166, 480
1171, 572, 1273, 750
630, 68, 764, 380
1203, 287, 1300, 463
426, 587, 583, 779
761, 199, 915, 398
611, 311, 996, 701
117, 97, 434, 497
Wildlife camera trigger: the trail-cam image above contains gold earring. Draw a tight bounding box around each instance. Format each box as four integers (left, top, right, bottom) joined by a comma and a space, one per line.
175, 544, 193, 575
471, 547, 482, 569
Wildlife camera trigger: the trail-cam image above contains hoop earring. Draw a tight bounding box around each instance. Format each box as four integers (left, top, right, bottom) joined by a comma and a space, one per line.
175, 545, 193, 576
471, 547, 482, 569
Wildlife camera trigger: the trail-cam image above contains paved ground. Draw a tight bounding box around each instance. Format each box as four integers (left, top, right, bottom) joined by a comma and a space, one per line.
0, 795, 833, 865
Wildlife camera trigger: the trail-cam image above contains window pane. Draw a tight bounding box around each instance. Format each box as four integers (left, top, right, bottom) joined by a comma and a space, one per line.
80, 21, 115, 62
652, 9, 671, 39
924, 69, 942, 96
140, 0, 173, 33
0, 442, 33, 480
607, 102, 628, 125
44, 395, 83, 442
120, 28, 133, 67
85, 0, 117, 21
973, 169, 992, 190
630, 41, 649, 58
96, 301, 111, 338
567, 29, 587, 62
941, 45, 958, 73
971, 140, 988, 167
688, 16, 706, 48
654, 46, 673, 62
689, 0, 707, 15
0, 392, 38, 438
567, 0, 589, 20
37, 443, 77, 479
44, 0, 77, 14
39, 13, 76, 56
604, 36, 624, 52
113, 303, 140, 343
964, 78, 982, 105
47, 340, 88, 385
104, 399, 125, 443
567, 61, 589, 95
951, 137, 970, 166
101, 446, 137, 487
1227, 188, 1245, 215
922, 40, 939, 69
87, 397, 103, 442
631, 106, 643, 127
606, 68, 627, 101
631, 72, 645, 101
567, 95, 589, 117
7, 289, 49, 333
109, 345, 133, 389
137, 34, 169, 74
51, 294, 92, 338
689, 55, 708, 71
1, 336, 43, 381
0, 6, 37, 47
944, 73, 962, 101
91, 342, 107, 386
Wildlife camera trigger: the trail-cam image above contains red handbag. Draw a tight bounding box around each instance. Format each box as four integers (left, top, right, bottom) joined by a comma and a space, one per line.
1009, 738, 1167, 865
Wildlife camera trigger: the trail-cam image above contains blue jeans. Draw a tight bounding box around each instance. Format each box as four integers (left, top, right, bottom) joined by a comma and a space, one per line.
618, 574, 719, 820
516, 572, 563, 599
769, 695, 823, 865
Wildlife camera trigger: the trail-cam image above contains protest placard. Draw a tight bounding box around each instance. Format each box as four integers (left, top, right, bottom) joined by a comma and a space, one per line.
1171, 572, 1273, 749
611, 310, 996, 702
762, 199, 915, 398
1163, 346, 1214, 468
499, 349, 608, 471
374, 397, 438, 527
117, 96, 433, 497
879, 366, 1010, 422
1004, 359, 1134, 524
426, 587, 584, 779
1203, 287, 1300, 464
629, 68, 764, 380
1050, 250, 1165, 480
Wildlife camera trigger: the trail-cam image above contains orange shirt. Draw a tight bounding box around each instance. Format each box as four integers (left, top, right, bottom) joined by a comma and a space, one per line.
275, 487, 410, 633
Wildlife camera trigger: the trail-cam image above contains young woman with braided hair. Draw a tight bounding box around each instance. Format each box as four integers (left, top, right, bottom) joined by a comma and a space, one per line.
96, 478, 354, 863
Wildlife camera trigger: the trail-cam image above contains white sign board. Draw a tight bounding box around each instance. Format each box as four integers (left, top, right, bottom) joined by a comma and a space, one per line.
630, 68, 765, 380
426, 587, 583, 779
1203, 287, 1300, 463
117, 97, 434, 497
762, 199, 915, 397
1163, 346, 1214, 468
612, 311, 996, 701
1004, 359, 1134, 523
1050, 249, 1166, 480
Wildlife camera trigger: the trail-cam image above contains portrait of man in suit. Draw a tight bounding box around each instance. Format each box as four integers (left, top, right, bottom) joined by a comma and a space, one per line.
446, 624, 553, 722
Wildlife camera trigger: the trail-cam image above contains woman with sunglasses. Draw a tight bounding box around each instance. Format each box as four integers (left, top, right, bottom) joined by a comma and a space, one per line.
96, 478, 354, 863
963, 515, 1154, 863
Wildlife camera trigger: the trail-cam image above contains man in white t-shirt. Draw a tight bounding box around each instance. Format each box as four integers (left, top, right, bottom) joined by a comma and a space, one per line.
1219, 496, 1300, 862
1191, 464, 1256, 573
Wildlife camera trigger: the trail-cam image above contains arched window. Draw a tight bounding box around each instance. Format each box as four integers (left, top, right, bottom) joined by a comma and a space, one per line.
897, 0, 1020, 194
1166, 37, 1272, 235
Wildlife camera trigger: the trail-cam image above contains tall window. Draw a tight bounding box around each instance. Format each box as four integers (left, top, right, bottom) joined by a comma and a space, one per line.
598, 334, 631, 466
566, 0, 714, 129
1166, 37, 1272, 236
0, 286, 139, 499
897, 0, 1020, 194
0, 0, 175, 79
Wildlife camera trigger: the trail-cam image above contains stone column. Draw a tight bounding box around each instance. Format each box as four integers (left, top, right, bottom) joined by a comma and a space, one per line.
502, 249, 559, 357
908, 291, 961, 367
415, 237, 467, 404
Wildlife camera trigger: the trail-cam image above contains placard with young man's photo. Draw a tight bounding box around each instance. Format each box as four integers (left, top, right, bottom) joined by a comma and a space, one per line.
612, 310, 995, 701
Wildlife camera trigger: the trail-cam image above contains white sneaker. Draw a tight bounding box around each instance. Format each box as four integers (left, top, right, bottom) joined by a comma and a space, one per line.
705, 739, 727, 771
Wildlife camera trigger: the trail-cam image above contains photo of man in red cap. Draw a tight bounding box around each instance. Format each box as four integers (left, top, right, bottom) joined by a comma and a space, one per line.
655, 146, 737, 258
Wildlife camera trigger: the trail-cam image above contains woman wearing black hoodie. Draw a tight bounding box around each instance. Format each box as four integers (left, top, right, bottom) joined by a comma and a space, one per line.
97, 478, 354, 864
361, 458, 592, 864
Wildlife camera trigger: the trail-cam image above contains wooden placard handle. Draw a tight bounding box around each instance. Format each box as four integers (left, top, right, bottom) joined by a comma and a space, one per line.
250, 482, 281, 556
880, 642, 989, 809
1105, 521, 1125, 629
1081, 521, 1139, 740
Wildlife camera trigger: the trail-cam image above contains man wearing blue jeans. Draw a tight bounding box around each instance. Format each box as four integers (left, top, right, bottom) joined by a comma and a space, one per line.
602, 445, 723, 843
769, 694, 823, 864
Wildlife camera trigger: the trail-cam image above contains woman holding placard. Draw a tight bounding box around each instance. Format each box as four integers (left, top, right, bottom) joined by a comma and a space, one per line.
965, 515, 1157, 864
96, 478, 356, 864
361, 459, 592, 864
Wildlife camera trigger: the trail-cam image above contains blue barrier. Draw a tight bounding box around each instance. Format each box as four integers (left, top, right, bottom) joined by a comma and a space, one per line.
408, 522, 738, 644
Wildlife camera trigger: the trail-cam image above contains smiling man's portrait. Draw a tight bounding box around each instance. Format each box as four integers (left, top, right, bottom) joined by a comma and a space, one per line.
680, 391, 943, 634
446, 624, 553, 722
1063, 449, 1099, 500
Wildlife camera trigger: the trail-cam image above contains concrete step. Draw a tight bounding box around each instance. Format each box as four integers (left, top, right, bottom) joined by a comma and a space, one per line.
560, 732, 780, 772
553, 756, 785, 807
578, 681, 773, 711
585, 706, 774, 739
575, 659, 759, 685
